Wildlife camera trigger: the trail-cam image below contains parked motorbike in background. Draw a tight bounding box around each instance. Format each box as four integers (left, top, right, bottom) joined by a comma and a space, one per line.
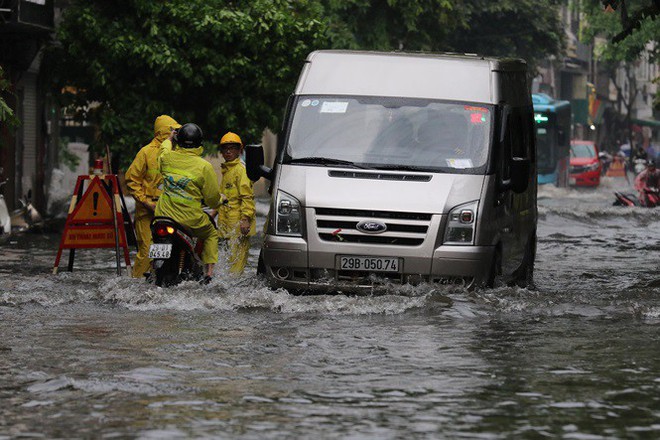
11, 189, 44, 233
633, 158, 647, 176
0, 179, 10, 237
598, 152, 612, 176
148, 209, 218, 287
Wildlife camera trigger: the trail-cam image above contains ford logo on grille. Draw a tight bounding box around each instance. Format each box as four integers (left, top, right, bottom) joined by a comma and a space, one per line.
356, 220, 387, 234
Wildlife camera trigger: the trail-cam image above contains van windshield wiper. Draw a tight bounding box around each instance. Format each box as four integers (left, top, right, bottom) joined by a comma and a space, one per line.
286, 157, 371, 169
371, 164, 430, 172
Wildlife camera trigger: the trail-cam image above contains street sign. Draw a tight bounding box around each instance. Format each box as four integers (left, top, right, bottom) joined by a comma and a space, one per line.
53, 174, 134, 275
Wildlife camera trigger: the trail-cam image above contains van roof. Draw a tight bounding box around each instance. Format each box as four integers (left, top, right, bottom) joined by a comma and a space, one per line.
295, 50, 527, 103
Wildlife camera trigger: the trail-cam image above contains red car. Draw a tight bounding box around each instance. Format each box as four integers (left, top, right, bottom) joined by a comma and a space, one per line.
569, 140, 601, 187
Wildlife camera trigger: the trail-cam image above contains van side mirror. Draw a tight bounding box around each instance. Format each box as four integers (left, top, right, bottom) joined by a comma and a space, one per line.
499, 158, 530, 194
245, 144, 273, 182
558, 129, 567, 146
510, 157, 530, 193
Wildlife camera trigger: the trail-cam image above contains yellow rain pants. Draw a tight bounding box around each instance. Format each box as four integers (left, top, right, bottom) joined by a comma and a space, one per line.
155, 140, 223, 264
125, 115, 181, 278
217, 158, 256, 274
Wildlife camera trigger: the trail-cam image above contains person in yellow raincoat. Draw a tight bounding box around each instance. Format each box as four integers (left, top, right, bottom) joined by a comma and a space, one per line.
156, 123, 224, 281
217, 132, 256, 274
125, 115, 181, 278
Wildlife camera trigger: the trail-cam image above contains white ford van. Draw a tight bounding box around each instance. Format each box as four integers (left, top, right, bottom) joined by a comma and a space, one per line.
247, 50, 536, 291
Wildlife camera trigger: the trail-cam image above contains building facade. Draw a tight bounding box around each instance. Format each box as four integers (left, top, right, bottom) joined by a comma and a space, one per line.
0, 0, 58, 212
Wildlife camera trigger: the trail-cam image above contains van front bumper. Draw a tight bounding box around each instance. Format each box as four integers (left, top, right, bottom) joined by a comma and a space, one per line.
261, 234, 495, 292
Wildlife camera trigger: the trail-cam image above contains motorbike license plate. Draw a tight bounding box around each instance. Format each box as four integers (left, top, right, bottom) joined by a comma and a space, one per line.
338, 256, 400, 273
149, 243, 172, 259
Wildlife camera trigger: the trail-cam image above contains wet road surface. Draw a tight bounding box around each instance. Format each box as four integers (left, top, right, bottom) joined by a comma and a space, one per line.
1, 177, 659, 439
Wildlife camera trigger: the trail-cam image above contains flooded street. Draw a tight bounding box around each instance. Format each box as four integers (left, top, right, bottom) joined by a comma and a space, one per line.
1, 177, 659, 439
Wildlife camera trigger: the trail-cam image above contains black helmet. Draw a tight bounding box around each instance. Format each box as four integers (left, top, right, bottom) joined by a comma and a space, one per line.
176, 123, 203, 148
648, 159, 656, 168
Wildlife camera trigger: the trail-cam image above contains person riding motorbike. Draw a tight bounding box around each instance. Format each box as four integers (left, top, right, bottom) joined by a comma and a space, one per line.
633, 159, 660, 207
155, 123, 224, 282
125, 115, 181, 278
216, 132, 256, 274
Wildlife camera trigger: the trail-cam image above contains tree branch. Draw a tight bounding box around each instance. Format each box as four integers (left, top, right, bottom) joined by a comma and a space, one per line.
612, 0, 660, 43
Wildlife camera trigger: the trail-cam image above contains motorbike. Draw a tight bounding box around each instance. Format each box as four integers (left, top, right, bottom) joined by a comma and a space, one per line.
633, 158, 647, 175
613, 188, 659, 208
148, 211, 217, 287
0, 180, 10, 236
598, 152, 612, 176
11, 189, 44, 233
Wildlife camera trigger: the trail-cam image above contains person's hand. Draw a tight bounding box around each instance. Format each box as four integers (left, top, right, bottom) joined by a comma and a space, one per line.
144, 201, 157, 212
208, 209, 218, 218
239, 218, 250, 236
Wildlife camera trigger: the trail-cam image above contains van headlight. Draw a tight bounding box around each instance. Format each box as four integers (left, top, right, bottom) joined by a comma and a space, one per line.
444, 201, 478, 245
275, 190, 303, 237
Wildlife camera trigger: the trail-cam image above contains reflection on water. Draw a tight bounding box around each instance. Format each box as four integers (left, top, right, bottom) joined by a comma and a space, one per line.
1, 178, 659, 438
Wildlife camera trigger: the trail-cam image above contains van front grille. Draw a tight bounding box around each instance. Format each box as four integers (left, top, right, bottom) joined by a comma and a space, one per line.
315, 207, 431, 246
316, 208, 432, 221
328, 170, 432, 182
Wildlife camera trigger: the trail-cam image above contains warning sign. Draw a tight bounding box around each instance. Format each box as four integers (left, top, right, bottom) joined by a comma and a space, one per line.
606, 157, 627, 178
62, 226, 126, 248
53, 174, 135, 275
67, 176, 115, 224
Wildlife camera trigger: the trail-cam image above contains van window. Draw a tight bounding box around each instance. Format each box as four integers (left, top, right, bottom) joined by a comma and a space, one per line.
285, 96, 494, 174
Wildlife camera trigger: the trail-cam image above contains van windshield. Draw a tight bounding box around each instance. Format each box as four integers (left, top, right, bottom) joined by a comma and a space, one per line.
285, 96, 493, 173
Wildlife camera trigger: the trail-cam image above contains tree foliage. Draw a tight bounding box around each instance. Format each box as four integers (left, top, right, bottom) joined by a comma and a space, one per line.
580, 0, 659, 111
0, 66, 19, 129
51, 0, 567, 166
445, 0, 566, 72
319, 0, 459, 51
51, 0, 328, 165
580, 0, 659, 64
320, 0, 565, 71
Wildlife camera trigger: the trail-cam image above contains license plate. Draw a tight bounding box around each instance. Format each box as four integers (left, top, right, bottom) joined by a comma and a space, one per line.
149, 243, 172, 259
569, 177, 577, 185
338, 256, 400, 272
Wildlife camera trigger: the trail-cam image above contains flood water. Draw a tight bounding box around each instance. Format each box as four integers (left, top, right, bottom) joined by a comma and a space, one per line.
1, 177, 659, 439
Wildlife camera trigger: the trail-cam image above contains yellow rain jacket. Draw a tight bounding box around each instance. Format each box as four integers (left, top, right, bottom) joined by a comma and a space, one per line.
125, 115, 181, 278
217, 158, 256, 274
155, 139, 223, 264
218, 158, 256, 238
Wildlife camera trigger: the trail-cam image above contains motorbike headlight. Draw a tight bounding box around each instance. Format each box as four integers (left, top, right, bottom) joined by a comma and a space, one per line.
444, 201, 478, 245
275, 190, 303, 237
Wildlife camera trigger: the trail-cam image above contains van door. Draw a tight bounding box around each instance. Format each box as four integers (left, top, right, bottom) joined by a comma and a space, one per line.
498, 104, 535, 275
507, 106, 535, 273
496, 107, 517, 275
